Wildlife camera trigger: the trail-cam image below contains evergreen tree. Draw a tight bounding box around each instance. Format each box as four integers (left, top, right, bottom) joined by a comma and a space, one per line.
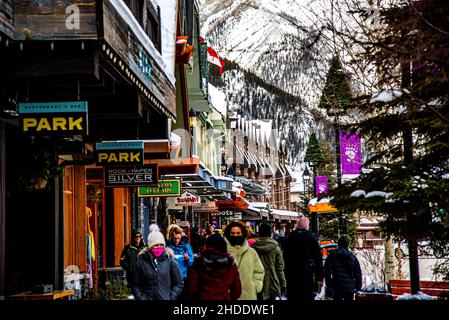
304, 133, 325, 165
330, 0, 449, 281
318, 56, 353, 112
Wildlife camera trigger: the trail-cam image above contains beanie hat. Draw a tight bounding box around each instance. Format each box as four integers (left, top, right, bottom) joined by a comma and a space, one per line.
258, 223, 272, 237
338, 234, 351, 248
296, 216, 310, 230
147, 224, 165, 248
132, 229, 142, 238
205, 234, 227, 253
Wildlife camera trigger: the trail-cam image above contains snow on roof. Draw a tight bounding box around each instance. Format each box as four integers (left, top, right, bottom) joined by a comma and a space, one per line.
249, 202, 270, 209
285, 165, 296, 181
271, 209, 301, 219
308, 197, 332, 206
156, 0, 177, 82
370, 89, 403, 103
208, 83, 227, 117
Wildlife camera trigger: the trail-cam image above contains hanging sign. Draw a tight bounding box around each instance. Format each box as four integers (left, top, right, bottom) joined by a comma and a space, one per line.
95, 141, 144, 166
315, 176, 328, 195
340, 131, 362, 174
212, 209, 234, 216
104, 164, 158, 188
194, 203, 218, 214
138, 179, 181, 197
18, 101, 88, 136
175, 191, 201, 206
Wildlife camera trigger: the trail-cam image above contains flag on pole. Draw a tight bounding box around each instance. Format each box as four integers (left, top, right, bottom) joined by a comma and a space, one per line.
207, 47, 225, 75
315, 176, 328, 195
340, 131, 362, 174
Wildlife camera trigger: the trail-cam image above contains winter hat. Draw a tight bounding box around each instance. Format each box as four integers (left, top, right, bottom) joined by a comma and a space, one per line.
147, 224, 166, 248
205, 234, 227, 253
258, 223, 272, 237
296, 216, 310, 230
132, 229, 142, 238
338, 234, 351, 248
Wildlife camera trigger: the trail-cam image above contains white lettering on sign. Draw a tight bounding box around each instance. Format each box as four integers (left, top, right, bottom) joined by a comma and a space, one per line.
175, 191, 200, 206
212, 210, 234, 216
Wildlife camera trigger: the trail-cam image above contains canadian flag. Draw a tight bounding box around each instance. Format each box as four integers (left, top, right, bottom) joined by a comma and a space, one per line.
207, 47, 225, 75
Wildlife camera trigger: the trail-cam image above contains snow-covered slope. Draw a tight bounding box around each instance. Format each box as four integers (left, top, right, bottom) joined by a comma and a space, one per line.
199, 0, 336, 166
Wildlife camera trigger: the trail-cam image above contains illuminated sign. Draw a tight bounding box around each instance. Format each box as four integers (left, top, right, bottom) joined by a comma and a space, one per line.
19, 101, 88, 135
95, 141, 144, 166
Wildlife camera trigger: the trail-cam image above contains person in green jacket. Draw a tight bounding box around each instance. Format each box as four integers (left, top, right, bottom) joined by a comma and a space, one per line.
224, 221, 265, 300
252, 223, 287, 300
120, 229, 146, 287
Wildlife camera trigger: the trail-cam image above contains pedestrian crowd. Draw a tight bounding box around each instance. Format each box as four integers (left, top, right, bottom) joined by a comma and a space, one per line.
120, 217, 362, 301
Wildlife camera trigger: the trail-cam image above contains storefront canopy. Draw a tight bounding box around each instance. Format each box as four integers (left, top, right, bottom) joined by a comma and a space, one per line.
307, 197, 338, 213
270, 209, 300, 221
162, 162, 232, 200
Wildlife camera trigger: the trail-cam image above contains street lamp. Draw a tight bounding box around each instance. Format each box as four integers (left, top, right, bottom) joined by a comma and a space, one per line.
302, 167, 310, 196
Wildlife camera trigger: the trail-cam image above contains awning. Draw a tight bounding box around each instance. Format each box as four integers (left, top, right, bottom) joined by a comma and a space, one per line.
308, 197, 338, 213
147, 156, 199, 175
162, 162, 232, 200
216, 194, 249, 211
246, 203, 270, 218
270, 209, 301, 221
233, 176, 268, 195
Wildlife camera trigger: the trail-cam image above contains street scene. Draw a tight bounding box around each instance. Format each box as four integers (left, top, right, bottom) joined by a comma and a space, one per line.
0, 0, 448, 305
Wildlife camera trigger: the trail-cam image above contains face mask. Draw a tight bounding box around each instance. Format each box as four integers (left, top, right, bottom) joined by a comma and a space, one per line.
151, 247, 165, 257
229, 236, 245, 246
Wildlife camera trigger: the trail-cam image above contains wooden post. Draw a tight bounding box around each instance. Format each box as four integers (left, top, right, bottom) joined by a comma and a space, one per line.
0, 121, 5, 299
384, 236, 395, 287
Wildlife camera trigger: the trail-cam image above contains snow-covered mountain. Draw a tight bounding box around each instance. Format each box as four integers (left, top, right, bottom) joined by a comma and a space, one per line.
199, 0, 336, 166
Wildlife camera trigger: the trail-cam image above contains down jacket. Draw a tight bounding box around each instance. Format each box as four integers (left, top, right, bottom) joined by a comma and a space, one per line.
132, 249, 183, 300
167, 238, 194, 279
324, 247, 362, 297
186, 248, 242, 300
226, 238, 265, 300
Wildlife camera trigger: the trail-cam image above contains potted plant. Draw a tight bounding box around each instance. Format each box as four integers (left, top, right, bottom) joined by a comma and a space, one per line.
15, 148, 62, 192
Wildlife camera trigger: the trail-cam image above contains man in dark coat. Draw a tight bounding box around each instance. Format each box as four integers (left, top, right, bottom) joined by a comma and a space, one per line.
285, 216, 323, 301
253, 223, 286, 300
120, 229, 146, 287
324, 234, 362, 301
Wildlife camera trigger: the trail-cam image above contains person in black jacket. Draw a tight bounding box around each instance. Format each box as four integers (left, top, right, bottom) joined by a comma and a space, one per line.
285, 216, 323, 301
120, 229, 146, 287
132, 224, 183, 300
324, 234, 362, 301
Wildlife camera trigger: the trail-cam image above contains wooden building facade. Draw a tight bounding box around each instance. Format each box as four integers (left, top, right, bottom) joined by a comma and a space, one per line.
0, 0, 190, 299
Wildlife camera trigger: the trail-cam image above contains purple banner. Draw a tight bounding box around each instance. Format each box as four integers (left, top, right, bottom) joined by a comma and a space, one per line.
340, 131, 362, 174
316, 176, 328, 195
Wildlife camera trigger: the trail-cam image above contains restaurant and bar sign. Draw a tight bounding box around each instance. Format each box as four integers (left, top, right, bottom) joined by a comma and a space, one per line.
95, 141, 144, 166
18, 101, 88, 135
104, 164, 158, 188
138, 179, 181, 197
175, 191, 201, 206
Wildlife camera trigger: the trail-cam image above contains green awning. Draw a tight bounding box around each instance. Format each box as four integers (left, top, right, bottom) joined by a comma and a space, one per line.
189, 87, 210, 113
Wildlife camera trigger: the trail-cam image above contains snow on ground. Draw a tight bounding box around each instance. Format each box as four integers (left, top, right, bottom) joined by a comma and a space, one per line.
397, 293, 436, 300
355, 247, 446, 290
